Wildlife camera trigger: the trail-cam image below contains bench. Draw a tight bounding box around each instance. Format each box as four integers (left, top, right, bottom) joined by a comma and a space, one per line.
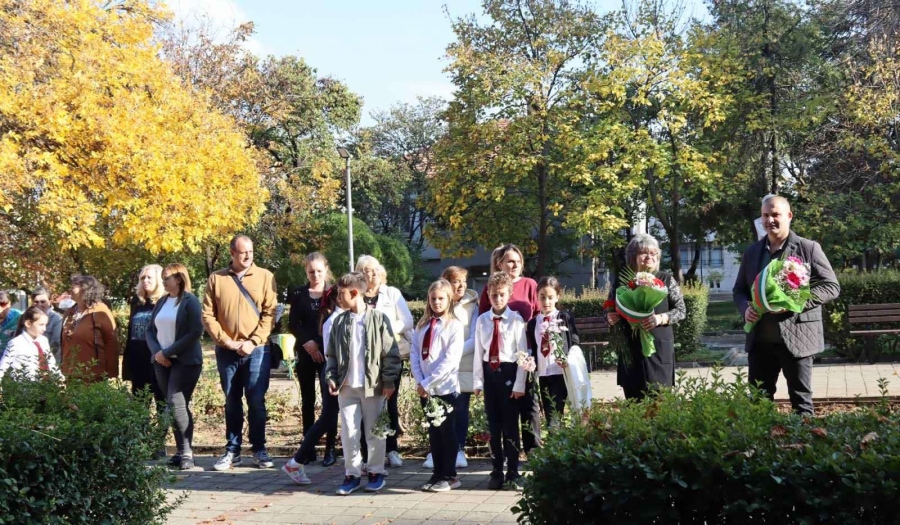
574, 316, 611, 372
848, 303, 900, 363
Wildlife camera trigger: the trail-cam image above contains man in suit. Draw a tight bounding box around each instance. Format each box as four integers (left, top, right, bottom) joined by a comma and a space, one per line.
733, 195, 840, 415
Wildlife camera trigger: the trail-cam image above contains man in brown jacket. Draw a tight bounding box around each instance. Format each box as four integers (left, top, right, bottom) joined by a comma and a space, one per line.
202, 235, 278, 471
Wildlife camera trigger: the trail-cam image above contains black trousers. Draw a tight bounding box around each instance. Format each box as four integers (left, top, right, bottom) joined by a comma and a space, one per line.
538, 374, 567, 425
293, 367, 338, 462
294, 353, 322, 435
483, 362, 521, 478
421, 393, 459, 481
519, 375, 542, 452
748, 342, 814, 415
154, 362, 203, 457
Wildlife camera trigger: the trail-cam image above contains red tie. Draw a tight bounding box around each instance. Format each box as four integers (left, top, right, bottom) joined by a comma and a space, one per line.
421, 318, 438, 360
489, 316, 502, 371
540, 320, 551, 358
34, 340, 49, 371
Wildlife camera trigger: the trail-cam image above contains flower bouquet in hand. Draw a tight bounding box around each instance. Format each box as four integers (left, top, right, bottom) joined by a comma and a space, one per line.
744, 255, 813, 333
372, 400, 396, 439
541, 316, 569, 364
615, 269, 669, 358
421, 396, 454, 429
516, 350, 536, 381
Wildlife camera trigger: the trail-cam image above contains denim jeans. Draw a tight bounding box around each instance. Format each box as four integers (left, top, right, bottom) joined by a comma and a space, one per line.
216, 345, 271, 454
454, 392, 472, 449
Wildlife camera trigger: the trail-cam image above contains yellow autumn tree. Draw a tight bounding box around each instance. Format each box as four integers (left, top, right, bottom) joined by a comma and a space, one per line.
0, 0, 265, 266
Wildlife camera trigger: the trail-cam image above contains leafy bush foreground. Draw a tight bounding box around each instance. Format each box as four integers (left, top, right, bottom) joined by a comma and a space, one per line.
0, 372, 177, 524
516, 369, 900, 525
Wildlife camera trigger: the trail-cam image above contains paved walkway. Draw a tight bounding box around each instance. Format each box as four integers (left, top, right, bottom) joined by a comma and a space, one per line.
166, 363, 900, 524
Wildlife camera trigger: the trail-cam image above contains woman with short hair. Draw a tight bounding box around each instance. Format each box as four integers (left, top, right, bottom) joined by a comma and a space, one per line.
606, 234, 686, 400
147, 263, 204, 470
60, 275, 119, 382
355, 255, 413, 468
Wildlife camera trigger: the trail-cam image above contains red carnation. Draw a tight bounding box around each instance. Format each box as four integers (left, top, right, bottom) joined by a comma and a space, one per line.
603, 299, 616, 311
628, 281, 637, 290
786, 272, 802, 290
653, 278, 665, 287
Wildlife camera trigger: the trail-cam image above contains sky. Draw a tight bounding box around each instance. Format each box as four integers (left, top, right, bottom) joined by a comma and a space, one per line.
167, 0, 705, 126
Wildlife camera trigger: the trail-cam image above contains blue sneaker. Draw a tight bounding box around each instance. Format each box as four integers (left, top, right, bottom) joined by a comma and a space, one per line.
365, 472, 386, 492
336, 475, 361, 495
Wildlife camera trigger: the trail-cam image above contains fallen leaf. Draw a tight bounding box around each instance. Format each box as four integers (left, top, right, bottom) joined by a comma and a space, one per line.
770, 425, 788, 437
811, 428, 828, 438
860, 432, 879, 448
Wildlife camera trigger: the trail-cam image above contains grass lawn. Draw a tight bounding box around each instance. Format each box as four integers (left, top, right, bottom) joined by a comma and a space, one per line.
706, 301, 743, 332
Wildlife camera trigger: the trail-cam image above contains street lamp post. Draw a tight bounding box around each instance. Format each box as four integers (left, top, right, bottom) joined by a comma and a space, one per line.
337, 147, 354, 272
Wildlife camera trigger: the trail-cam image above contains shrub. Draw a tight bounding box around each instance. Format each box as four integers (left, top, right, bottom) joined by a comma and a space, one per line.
0, 373, 177, 524
676, 283, 709, 356
515, 369, 900, 524
824, 270, 900, 359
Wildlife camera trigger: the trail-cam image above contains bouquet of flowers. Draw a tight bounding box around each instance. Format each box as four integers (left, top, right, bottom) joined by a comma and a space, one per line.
371, 400, 396, 439
421, 396, 454, 429
744, 255, 813, 333
614, 269, 669, 359
516, 350, 536, 381
540, 316, 569, 364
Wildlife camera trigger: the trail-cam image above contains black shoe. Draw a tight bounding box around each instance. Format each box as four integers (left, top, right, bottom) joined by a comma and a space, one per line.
179, 457, 195, 470
167, 454, 182, 467
488, 471, 504, 490
505, 474, 524, 491
322, 449, 336, 467
299, 450, 317, 465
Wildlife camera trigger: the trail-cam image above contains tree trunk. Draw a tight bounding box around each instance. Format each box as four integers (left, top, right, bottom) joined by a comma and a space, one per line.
684, 244, 701, 281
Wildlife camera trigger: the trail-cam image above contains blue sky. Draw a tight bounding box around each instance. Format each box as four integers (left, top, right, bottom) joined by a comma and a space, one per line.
169, 0, 705, 125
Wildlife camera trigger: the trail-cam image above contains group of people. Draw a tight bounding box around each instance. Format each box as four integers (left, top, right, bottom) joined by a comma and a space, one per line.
0, 194, 839, 494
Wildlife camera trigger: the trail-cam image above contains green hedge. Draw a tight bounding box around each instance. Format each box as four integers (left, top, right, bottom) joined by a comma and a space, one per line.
515, 371, 900, 524
824, 270, 900, 359
0, 373, 176, 524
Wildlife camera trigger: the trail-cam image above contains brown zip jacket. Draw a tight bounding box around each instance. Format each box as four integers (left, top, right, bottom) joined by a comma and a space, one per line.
201, 263, 278, 348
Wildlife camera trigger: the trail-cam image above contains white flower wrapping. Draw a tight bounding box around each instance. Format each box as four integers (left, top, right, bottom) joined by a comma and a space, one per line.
371, 401, 396, 439
422, 396, 454, 428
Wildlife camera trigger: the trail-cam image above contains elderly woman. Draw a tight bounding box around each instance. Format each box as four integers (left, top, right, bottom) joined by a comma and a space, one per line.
356, 255, 413, 468
607, 234, 686, 400
60, 275, 119, 382
124, 265, 166, 404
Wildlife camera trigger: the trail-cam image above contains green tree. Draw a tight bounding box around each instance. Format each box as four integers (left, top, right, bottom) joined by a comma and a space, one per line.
429, 0, 608, 277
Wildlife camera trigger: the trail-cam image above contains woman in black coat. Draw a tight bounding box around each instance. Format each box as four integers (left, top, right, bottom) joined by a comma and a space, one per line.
287, 252, 336, 466
607, 234, 686, 400
147, 263, 204, 470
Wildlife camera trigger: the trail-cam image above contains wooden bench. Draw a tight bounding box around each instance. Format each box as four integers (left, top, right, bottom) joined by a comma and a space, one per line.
574, 316, 611, 372
848, 303, 900, 363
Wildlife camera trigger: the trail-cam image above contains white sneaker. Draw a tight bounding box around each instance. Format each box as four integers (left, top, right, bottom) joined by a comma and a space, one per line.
455, 450, 468, 469
387, 451, 403, 468
213, 451, 241, 471
281, 459, 312, 485
422, 453, 434, 469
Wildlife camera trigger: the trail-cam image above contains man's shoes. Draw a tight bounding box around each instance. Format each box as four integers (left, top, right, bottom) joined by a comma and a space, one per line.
422, 453, 434, 469
365, 472, 386, 492
336, 475, 361, 495
281, 459, 312, 485
213, 451, 242, 471
179, 456, 195, 470
254, 449, 274, 469
505, 475, 524, 492
387, 451, 403, 468
488, 471, 505, 490
322, 449, 336, 467
455, 450, 468, 468
167, 454, 182, 467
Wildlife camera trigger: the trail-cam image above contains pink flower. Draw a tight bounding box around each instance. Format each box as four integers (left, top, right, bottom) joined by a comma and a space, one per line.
786, 272, 802, 290
786, 256, 803, 264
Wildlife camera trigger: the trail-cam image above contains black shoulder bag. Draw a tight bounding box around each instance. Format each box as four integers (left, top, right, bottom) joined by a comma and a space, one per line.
230, 275, 282, 369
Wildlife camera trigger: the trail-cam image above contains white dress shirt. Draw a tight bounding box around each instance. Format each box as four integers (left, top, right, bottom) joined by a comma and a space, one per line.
410, 317, 463, 396
0, 332, 61, 380
534, 311, 564, 377
472, 307, 527, 393
154, 296, 180, 350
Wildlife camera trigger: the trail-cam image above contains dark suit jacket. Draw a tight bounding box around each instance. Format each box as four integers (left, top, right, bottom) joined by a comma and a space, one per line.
525, 310, 580, 358
146, 292, 204, 366
733, 231, 840, 358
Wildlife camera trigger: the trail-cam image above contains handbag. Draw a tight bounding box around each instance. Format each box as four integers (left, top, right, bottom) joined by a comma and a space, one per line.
230, 275, 282, 369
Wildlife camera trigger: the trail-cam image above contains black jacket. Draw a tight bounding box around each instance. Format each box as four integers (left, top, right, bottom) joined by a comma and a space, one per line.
146, 293, 204, 366
733, 230, 840, 358
525, 310, 580, 358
